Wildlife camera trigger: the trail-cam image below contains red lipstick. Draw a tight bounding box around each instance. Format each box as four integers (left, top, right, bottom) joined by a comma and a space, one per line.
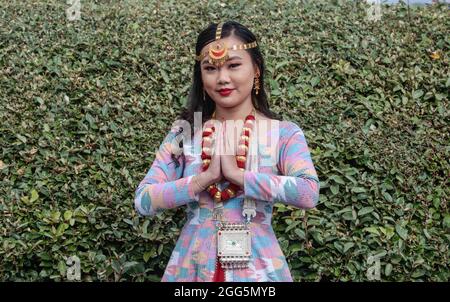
218, 89, 234, 96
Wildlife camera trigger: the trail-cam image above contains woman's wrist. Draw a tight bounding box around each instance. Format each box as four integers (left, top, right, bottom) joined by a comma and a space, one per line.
192, 175, 204, 192
193, 172, 212, 192
227, 169, 245, 188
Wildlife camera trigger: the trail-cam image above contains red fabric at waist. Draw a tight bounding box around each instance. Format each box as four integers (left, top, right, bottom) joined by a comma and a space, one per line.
213, 258, 225, 282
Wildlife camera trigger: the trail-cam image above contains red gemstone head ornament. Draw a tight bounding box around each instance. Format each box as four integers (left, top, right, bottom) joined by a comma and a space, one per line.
195, 22, 258, 67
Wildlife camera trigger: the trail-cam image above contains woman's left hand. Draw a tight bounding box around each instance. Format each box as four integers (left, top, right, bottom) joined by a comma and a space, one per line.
220, 154, 243, 186
219, 124, 245, 187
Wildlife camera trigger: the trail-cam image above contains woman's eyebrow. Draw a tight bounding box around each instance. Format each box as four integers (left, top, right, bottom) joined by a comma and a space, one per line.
202, 56, 243, 65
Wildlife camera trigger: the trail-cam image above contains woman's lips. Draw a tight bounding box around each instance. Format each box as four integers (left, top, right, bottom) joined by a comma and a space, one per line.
218, 89, 234, 96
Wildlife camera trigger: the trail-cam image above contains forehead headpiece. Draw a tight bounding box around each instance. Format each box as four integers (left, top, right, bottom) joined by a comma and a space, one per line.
195, 22, 258, 67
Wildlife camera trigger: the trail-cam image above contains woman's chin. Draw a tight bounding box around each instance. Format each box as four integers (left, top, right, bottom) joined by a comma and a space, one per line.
214, 99, 242, 108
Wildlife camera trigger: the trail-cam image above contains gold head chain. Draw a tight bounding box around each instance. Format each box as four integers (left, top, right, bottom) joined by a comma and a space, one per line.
195, 22, 258, 67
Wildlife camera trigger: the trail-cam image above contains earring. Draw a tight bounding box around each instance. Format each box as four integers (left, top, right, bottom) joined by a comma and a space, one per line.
203, 90, 206, 101
254, 74, 260, 95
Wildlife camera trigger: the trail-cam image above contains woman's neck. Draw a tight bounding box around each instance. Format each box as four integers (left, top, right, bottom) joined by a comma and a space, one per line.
213, 100, 255, 122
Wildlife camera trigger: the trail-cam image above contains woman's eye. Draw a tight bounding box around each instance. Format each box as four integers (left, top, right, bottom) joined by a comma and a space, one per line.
204, 64, 240, 71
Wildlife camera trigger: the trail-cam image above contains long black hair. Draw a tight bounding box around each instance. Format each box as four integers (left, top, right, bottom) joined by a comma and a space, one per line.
171, 21, 281, 167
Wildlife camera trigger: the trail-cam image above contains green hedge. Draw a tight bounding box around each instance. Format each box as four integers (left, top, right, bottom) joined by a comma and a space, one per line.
0, 0, 448, 281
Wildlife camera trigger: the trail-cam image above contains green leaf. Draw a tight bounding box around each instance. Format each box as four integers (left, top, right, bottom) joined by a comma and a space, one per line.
364, 227, 380, 235
142, 220, 150, 234
342, 211, 356, 221
275, 60, 291, 70
310, 76, 320, 87
411, 269, 426, 278
380, 226, 395, 239
352, 187, 367, 193
285, 220, 301, 232
443, 215, 450, 228
56, 223, 68, 236
395, 224, 408, 240
333, 241, 343, 253
123, 219, 134, 226
57, 260, 66, 276
111, 260, 121, 273
16, 134, 27, 143
290, 243, 302, 253
63, 210, 72, 221
20, 195, 30, 204
385, 263, 393, 276
382, 191, 393, 202
51, 211, 61, 222
123, 261, 141, 274
343, 242, 354, 253
330, 185, 339, 195
143, 251, 153, 263
412, 89, 424, 99
30, 189, 39, 203
358, 207, 374, 216
294, 228, 306, 240
157, 244, 164, 255
331, 175, 346, 185
147, 274, 161, 282
160, 69, 170, 83
38, 252, 52, 261
434, 93, 445, 101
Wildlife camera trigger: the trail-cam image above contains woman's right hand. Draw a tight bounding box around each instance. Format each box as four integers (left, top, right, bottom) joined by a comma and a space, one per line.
193, 153, 222, 194
204, 152, 222, 184
193, 126, 223, 192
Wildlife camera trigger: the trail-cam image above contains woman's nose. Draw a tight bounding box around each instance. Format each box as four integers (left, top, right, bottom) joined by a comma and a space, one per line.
217, 67, 231, 83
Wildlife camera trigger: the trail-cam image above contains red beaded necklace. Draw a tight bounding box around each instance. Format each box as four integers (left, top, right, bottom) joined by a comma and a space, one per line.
201, 109, 256, 203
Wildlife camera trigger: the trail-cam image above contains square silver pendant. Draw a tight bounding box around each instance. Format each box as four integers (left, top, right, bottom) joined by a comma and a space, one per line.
218, 229, 251, 257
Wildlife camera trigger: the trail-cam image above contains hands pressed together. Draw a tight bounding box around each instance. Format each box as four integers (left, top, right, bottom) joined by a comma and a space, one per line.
192, 121, 245, 195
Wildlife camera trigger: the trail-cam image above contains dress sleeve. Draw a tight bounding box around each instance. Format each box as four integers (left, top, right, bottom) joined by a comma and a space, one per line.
134, 125, 198, 217
243, 122, 320, 209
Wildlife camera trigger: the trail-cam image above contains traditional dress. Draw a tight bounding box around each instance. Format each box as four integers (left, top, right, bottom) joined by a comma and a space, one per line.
134, 119, 320, 281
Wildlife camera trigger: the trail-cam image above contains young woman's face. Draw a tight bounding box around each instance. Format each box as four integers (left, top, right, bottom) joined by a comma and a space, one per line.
200, 35, 259, 109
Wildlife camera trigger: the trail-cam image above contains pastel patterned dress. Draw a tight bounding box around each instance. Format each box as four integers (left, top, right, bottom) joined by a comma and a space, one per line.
134, 119, 320, 282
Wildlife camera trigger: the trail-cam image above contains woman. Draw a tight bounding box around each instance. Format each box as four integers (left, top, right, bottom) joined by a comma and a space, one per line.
134, 21, 320, 282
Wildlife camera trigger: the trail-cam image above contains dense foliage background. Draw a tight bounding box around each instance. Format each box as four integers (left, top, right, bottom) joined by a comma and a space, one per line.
0, 0, 448, 281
